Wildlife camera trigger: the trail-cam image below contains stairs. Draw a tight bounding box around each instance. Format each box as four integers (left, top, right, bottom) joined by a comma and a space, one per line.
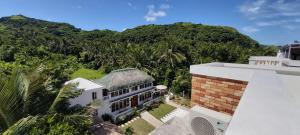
161, 108, 189, 123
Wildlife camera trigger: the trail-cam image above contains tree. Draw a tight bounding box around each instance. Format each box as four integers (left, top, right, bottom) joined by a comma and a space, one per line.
156, 42, 186, 68
0, 66, 91, 134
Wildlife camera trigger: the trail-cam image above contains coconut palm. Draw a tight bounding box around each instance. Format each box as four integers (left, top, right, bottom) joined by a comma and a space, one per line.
156, 42, 186, 68
0, 66, 85, 133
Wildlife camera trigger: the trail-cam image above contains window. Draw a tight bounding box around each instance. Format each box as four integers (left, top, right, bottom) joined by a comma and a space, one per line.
112, 103, 116, 112
103, 89, 108, 96
122, 88, 129, 94
119, 89, 123, 95
132, 86, 138, 91
92, 92, 97, 100
111, 91, 119, 97
139, 91, 152, 101
111, 98, 130, 112
140, 84, 144, 89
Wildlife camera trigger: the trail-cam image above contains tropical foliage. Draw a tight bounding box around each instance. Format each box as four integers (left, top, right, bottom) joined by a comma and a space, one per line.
0, 66, 92, 134
0, 15, 277, 101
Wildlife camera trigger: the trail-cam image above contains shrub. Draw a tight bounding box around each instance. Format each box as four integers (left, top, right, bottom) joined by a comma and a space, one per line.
151, 102, 160, 109
102, 114, 113, 122
125, 127, 134, 135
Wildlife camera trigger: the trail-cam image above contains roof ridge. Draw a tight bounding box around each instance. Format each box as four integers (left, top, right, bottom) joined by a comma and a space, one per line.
112, 68, 137, 73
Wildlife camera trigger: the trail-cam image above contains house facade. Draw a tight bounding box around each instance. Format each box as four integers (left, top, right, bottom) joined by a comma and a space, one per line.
66, 68, 161, 120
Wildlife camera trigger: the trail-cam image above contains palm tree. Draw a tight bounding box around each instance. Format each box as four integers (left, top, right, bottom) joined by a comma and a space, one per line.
156, 42, 186, 68
0, 66, 87, 134
0, 67, 49, 130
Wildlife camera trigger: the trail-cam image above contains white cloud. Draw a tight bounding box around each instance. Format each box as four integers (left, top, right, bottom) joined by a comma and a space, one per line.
160, 4, 170, 9
256, 20, 289, 26
239, 0, 300, 30
240, 0, 300, 20
144, 4, 170, 22
128, 2, 132, 7
283, 25, 300, 30
239, 0, 266, 19
242, 26, 260, 33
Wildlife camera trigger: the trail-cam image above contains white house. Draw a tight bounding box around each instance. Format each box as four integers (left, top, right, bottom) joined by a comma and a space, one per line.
65, 78, 104, 107
66, 68, 162, 120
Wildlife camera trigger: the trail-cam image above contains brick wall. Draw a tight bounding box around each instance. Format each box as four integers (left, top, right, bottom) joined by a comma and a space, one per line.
191, 74, 248, 115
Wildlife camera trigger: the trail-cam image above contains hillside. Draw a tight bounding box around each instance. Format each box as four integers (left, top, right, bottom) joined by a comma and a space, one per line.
0, 15, 277, 94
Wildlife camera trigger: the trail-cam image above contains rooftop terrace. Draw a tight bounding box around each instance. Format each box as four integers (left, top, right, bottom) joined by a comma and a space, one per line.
190, 63, 300, 135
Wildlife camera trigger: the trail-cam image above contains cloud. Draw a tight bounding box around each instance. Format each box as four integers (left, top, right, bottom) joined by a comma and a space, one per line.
283, 25, 300, 30
256, 20, 289, 26
239, 0, 266, 19
239, 0, 300, 30
144, 4, 170, 22
128, 2, 132, 7
242, 26, 260, 33
240, 0, 300, 20
160, 4, 170, 9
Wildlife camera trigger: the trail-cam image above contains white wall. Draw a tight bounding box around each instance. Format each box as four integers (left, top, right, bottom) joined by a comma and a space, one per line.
69, 88, 103, 107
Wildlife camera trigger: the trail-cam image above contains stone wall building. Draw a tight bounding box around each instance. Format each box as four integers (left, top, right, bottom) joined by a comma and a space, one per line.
191, 74, 247, 115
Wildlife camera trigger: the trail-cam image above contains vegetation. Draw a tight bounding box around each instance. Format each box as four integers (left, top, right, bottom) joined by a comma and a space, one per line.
121, 118, 154, 135
0, 15, 277, 99
171, 95, 192, 108
148, 103, 176, 120
0, 15, 278, 134
71, 68, 105, 80
125, 126, 134, 135
0, 67, 92, 134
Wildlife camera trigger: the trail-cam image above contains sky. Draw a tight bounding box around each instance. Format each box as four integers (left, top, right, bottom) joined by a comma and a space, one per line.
0, 0, 299, 45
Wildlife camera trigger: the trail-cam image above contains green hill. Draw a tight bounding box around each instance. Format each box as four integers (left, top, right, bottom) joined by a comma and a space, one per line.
0, 15, 277, 95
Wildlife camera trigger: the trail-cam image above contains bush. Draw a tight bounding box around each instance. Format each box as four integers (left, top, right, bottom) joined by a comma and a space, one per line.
125, 126, 134, 135
116, 115, 132, 125
151, 102, 160, 109
102, 114, 113, 122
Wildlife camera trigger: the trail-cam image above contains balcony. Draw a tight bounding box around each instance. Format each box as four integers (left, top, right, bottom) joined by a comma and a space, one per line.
249, 56, 300, 67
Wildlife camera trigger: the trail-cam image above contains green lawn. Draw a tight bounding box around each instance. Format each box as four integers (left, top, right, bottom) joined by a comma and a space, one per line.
122, 118, 155, 135
149, 103, 176, 120
71, 68, 105, 80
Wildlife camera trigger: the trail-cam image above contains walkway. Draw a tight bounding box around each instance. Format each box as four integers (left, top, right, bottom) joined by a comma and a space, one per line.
166, 100, 190, 111
161, 108, 189, 123
141, 111, 163, 128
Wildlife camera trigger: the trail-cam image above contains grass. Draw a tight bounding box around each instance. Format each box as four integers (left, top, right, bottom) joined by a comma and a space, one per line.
71, 68, 105, 80
122, 118, 155, 135
148, 103, 176, 120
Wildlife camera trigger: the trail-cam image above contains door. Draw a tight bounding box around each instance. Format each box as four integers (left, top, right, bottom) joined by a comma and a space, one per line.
131, 95, 138, 107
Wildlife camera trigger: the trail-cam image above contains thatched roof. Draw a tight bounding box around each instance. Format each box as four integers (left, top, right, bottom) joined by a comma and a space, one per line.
93, 68, 154, 91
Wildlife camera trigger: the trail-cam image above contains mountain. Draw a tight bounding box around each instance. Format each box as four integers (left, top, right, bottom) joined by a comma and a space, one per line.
0, 15, 277, 93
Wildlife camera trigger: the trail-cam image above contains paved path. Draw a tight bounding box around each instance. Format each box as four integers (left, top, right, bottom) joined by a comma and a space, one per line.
141, 111, 163, 128
166, 100, 190, 111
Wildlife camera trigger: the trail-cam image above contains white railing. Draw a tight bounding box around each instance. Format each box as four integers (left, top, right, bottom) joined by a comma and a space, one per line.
249, 56, 300, 67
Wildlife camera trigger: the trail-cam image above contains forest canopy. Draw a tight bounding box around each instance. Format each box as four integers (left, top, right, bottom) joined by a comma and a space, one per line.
0, 15, 278, 97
